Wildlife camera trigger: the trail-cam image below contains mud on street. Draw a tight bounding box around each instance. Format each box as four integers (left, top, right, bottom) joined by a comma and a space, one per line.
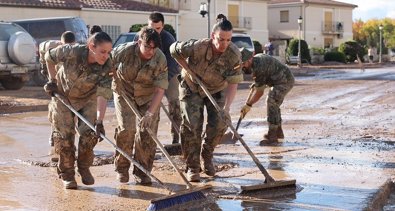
0, 67, 395, 210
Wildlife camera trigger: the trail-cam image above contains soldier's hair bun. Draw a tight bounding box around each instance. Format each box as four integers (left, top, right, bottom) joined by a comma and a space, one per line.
216, 14, 227, 22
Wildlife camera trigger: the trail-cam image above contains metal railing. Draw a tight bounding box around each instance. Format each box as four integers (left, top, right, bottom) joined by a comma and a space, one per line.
228, 16, 252, 30
322, 21, 344, 34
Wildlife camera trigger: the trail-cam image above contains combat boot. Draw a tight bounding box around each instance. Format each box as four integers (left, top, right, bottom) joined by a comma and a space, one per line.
60, 171, 77, 189
187, 169, 200, 182
134, 174, 152, 185
201, 148, 216, 176
260, 125, 279, 145
117, 171, 129, 183
277, 125, 284, 139
78, 168, 95, 185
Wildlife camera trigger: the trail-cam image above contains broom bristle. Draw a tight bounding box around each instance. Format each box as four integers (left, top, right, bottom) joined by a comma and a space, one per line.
147, 190, 206, 211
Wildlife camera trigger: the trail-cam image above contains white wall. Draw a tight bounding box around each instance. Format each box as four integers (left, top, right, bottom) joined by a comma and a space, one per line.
268, 3, 355, 48
240, 0, 269, 44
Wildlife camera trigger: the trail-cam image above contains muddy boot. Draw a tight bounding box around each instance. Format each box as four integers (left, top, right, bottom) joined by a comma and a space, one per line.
49, 136, 59, 162
60, 170, 77, 189
78, 168, 94, 185
201, 147, 215, 176
50, 146, 59, 163
260, 125, 279, 145
186, 169, 200, 182
134, 174, 152, 185
77, 135, 97, 186
117, 170, 129, 183
277, 124, 284, 139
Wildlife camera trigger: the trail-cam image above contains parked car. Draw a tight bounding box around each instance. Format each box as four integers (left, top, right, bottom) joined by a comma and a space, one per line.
13, 17, 88, 44
0, 22, 39, 90
231, 33, 255, 53
12, 17, 88, 86
113, 32, 137, 47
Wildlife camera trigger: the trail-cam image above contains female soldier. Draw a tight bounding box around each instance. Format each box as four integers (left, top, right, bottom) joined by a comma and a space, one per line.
44, 32, 113, 189
170, 14, 242, 182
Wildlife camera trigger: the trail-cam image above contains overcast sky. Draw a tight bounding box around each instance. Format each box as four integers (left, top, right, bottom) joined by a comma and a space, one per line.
338, 0, 395, 21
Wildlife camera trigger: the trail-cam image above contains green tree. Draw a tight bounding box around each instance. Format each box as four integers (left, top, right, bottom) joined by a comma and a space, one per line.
287, 39, 311, 63
353, 18, 395, 52
339, 40, 365, 63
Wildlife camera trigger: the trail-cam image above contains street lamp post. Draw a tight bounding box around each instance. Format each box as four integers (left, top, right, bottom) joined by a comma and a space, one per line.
297, 16, 303, 67
379, 24, 383, 64
199, 0, 211, 38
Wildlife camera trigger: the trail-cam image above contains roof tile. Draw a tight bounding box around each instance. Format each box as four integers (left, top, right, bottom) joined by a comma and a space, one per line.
0, 0, 178, 13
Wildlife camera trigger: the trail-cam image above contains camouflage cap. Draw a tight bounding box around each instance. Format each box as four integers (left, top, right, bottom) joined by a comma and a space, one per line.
240, 47, 254, 62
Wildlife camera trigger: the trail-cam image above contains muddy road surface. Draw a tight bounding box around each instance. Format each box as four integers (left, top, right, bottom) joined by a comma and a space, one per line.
0, 67, 394, 210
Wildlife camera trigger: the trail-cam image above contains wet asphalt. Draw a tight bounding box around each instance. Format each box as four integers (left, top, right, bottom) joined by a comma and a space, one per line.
0, 67, 394, 210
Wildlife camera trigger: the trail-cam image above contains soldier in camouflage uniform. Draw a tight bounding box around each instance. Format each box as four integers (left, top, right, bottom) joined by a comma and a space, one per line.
112, 27, 168, 184
44, 32, 113, 189
170, 15, 242, 182
40, 31, 76, 163
239, 48, 295, 145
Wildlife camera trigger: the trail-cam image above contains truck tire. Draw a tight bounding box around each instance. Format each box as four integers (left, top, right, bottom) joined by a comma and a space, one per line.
8, 31, 36, 65
0, 77, 26, 90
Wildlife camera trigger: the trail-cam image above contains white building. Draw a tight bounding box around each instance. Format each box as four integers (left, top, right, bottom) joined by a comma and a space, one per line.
268, 0, 357, 48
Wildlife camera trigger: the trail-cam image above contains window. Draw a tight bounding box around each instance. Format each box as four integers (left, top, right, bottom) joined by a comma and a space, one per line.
280, 10, 289, 23
101, 25, 121, 42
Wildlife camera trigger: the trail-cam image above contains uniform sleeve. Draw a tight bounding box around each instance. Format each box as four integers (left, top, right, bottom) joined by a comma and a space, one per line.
45, 44, 74, 65
111, 43, 128, 70
225, 47, 243, 84
96, 59, 114, 100
153, 54, 169, 90
170, 39, 197, 60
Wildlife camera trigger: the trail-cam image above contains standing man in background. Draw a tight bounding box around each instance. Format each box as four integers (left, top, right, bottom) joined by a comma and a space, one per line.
134, 12, 181, 144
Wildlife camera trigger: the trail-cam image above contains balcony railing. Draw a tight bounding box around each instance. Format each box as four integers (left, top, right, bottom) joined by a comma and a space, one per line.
228, 16, 252, 30
322, 21, 344, 34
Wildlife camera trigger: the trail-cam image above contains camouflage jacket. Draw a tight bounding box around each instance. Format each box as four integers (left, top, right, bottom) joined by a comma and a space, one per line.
170, 38, 243, 96
252, 54, 294, 91
45, 44, 113, 107
112, 42, 168, 106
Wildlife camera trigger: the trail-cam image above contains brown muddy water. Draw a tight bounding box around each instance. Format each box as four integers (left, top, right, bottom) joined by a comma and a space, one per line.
1, 68, 395, 210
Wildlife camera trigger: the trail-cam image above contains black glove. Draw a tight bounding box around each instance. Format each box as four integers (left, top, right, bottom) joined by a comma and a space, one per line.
94, 120, 105, 142
43, 80, 58, 97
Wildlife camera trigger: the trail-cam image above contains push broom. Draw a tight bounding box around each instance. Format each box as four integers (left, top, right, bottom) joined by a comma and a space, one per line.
177, 59, 296, 192
117, 91, 211, 210
54, 93, 208, 210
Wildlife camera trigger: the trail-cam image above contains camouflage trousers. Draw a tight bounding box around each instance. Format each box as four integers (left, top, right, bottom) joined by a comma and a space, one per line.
179, 86, 227, 172
266, 77, 295, 126
49, 98, 98, 178
113, 92, 159, 178
165, 75, 182, 142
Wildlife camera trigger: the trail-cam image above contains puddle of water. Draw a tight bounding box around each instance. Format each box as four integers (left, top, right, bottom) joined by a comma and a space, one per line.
195, 183, 379, 211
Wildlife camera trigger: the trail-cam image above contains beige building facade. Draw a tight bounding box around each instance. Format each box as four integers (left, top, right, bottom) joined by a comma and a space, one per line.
268, 0, 357, 48
0, 0, 269, 44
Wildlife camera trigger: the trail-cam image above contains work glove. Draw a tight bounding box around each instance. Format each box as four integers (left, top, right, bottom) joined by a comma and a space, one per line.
94, 120, 105, 142
43, 80, 58, 97
139, 111, 154, 132
240, 104, 252, 119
